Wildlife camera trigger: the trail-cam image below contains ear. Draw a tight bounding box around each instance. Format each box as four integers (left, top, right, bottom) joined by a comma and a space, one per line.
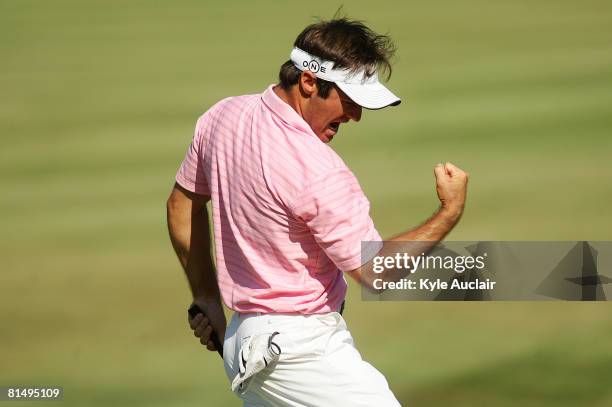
298, 71, 318, 97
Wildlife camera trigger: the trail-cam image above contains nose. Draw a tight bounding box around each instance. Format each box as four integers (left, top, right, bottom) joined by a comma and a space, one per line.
347, 103, 362, 122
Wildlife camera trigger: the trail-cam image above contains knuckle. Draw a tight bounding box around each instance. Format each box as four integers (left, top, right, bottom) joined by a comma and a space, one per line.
190, 315, 201, 326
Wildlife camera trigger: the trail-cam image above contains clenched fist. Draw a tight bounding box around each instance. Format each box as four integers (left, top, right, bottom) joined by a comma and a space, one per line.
434, 162, 468, 218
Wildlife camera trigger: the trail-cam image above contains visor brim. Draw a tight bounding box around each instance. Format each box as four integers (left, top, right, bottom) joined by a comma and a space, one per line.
336, 80, 401, 110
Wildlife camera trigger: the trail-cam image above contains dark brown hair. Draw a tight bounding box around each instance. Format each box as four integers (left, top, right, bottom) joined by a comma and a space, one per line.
278, 17, 396, 98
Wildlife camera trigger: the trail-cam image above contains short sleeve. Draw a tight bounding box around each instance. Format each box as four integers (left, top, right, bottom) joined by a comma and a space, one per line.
290, 167, 383, 272
175, 115, 211, 195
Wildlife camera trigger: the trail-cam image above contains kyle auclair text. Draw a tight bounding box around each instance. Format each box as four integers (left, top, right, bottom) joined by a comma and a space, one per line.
373, 278, 497, 291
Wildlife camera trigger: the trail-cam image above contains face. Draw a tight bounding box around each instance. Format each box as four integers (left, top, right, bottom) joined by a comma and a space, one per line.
301, 78, 363, 143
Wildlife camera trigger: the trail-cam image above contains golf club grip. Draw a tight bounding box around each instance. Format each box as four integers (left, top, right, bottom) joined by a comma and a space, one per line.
188, 304, 224, 358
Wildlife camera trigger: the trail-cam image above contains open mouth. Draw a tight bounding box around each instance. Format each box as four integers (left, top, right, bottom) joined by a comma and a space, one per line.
328, 122, 340, 132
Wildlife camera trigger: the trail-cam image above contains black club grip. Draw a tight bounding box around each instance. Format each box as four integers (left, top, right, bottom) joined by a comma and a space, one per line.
188, 304, 224, 358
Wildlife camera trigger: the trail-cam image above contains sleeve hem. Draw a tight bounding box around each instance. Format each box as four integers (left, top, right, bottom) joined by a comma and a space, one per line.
175, 174, 196, 193
335, 231, 384, 272
175, 174, 210, 196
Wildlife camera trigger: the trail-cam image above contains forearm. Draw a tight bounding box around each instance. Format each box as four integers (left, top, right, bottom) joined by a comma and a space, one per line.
389, 205, 462, 242
166, 187, 221, 302
351, 206, 462, 292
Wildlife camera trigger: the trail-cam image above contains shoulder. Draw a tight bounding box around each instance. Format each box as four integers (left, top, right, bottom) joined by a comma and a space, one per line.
213, 93, 260, 115
197, 93, 260, 122
291, 132, 352, 179
282, 139, 359, 201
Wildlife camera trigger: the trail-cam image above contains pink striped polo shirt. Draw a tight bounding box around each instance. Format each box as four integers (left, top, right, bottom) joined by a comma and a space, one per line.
176, 85, 382, 314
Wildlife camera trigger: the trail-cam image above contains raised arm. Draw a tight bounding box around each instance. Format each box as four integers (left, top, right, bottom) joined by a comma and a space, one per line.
347, 162, 469, 292
166, 182, 227, 350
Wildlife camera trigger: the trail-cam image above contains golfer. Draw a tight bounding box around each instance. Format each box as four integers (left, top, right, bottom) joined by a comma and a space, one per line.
167, 17, 468, 406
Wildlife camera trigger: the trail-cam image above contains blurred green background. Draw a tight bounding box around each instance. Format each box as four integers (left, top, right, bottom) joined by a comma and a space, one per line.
1, 0, 611, 406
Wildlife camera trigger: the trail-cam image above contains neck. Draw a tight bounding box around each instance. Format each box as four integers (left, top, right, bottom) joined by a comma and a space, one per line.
273, 85, 304, 118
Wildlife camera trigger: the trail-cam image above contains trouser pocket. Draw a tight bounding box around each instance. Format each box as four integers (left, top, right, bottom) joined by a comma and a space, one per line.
231, 331, 282, 394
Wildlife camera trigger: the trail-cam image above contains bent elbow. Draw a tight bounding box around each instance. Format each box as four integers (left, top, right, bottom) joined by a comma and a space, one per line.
166, 188, 183, 214
362, 280, 384, 295
166, 194, 176, 212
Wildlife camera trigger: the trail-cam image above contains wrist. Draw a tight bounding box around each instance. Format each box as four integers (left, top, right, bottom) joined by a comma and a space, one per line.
438, 204, 463, 223
192, 293, 221, 305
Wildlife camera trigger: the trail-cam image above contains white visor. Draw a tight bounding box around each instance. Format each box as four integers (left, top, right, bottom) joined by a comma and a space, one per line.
290, 47, 401, 110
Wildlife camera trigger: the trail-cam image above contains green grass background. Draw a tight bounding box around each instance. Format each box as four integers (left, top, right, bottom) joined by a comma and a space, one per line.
1, 0, 611, 406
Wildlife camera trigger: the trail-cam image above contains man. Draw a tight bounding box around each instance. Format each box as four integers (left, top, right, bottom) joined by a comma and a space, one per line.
167, 17, 468, 406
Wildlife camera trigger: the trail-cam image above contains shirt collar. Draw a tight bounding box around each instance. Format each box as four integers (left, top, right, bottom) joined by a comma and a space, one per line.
261, 84, 315, 135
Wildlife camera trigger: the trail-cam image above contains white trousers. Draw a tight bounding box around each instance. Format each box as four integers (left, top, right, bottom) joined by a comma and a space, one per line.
222, 311, 401, 407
